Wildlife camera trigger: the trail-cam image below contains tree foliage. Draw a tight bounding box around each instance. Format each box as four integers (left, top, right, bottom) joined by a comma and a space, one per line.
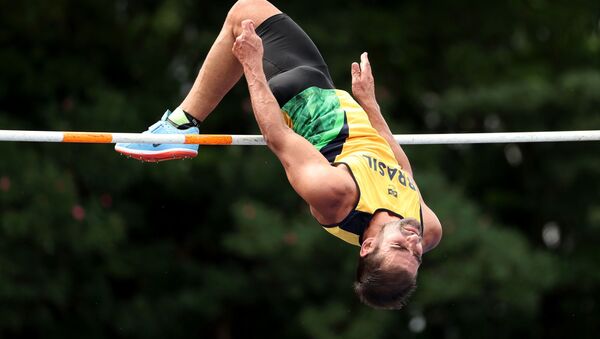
1, 0, 599, 338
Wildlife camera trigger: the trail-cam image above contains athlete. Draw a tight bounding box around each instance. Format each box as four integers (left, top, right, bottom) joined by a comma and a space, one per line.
115, 0, 442, 309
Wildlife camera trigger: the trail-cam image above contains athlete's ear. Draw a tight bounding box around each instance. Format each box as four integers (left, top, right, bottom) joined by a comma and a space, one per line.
360, 237, 376, 257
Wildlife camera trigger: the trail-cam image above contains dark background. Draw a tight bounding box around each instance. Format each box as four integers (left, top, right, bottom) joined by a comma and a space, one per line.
1, 0, 599, 338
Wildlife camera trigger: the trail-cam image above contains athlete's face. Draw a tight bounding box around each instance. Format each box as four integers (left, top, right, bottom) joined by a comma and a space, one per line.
370, 218, 424, 275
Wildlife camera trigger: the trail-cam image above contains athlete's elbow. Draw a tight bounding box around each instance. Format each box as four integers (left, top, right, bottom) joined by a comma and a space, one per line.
424, 221, 442, 253
432, 223, 443, 247
263, 126, 291, 151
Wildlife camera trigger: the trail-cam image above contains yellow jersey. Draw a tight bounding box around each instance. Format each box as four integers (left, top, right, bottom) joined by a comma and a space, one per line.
281, 87, 422, 246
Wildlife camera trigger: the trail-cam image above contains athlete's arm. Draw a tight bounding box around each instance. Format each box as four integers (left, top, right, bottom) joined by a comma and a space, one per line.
351, 53, 411, 171
351, 52, 442, 252
232, 20, 355, 222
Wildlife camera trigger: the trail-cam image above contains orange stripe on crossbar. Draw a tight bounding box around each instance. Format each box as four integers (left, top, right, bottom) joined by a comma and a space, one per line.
185, 135, 233, 145
63, 132, 113, 143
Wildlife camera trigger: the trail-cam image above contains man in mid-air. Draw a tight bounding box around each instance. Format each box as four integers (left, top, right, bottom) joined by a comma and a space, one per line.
115, 0, 442, 309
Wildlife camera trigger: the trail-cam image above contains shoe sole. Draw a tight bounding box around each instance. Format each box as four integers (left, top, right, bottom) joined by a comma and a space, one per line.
115, 146, 197, 162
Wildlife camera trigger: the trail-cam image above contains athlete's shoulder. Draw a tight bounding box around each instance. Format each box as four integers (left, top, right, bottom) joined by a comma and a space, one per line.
421, 201, 442, 253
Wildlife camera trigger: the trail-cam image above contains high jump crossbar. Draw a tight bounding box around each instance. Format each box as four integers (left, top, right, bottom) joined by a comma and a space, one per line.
0, 130, 599, 145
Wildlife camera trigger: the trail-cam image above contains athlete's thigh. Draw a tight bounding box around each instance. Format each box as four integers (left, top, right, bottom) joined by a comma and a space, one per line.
256, 14, 333, 84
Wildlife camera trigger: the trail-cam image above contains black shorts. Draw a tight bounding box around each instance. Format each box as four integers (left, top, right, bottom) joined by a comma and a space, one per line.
256, 13, 335, 106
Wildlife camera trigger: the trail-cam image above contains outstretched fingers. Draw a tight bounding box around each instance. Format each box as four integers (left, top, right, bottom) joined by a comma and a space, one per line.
351, 52, 373, 84
360, 52, 371, 75
351, 52, 376, 102
351, 62, 361, 83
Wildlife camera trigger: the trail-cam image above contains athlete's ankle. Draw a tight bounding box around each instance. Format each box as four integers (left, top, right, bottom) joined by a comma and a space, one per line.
167, 107, 200, 130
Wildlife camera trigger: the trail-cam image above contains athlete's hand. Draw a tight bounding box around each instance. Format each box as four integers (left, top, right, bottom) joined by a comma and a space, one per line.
232, 20, 264, 69
351, 52, 377, 104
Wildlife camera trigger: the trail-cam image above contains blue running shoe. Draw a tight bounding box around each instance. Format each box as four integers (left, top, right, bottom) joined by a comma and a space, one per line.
115, 109, 199, 162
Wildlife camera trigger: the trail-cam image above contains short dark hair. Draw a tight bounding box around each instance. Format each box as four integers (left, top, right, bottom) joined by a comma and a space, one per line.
354, 251, 417, 310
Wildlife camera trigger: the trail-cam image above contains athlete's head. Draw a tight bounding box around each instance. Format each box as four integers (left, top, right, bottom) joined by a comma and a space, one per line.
354, 218, 423, 309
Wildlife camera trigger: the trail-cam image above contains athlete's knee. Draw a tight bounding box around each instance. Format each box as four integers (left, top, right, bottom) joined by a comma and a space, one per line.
226, 0, 254, 35
226, 0, 279, 36
227, 0, 262, 24
232, 0, 266, 10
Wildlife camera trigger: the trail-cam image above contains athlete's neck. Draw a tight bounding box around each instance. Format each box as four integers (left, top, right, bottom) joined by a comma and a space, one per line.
362, 210, 401, 239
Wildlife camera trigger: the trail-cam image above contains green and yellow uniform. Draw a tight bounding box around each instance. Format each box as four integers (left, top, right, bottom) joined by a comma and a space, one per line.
282, 87, 423, 246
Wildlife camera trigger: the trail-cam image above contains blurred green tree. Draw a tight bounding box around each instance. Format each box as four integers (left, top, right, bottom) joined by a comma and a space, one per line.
0, 0, 599, 338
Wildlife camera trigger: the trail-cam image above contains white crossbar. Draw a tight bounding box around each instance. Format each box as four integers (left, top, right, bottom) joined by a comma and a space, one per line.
0, 129, 598, 145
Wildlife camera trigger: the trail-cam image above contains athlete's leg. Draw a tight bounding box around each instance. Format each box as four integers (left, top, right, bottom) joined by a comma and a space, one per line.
179, 0, 281, 121
115, 0, 281, 161
115, 0, 331, 162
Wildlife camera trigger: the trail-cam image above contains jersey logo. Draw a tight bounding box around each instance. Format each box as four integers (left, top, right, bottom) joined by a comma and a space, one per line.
387, 185, 398, 198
